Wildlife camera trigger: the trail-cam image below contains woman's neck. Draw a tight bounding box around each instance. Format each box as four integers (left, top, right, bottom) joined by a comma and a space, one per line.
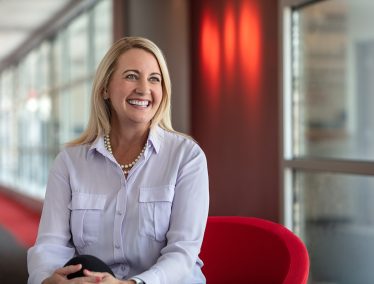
109, 120, 149, 153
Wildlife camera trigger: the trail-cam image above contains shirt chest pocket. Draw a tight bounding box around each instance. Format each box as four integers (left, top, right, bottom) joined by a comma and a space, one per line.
139, 185, 174, 242
69, 193, 106, 248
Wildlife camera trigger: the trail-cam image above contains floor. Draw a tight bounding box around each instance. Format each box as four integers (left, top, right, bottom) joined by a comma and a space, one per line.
0, 191, 40, 284
0, 226, 29, 283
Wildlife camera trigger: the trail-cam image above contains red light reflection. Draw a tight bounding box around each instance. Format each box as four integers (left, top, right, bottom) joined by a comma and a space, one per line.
224, 2, 235, 74
200, 8, 220, 101
199, 0, 262, 104
239, 0, 261, 95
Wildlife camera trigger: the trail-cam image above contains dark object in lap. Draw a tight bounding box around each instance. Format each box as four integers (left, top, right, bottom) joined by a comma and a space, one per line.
64, 255, 115, 279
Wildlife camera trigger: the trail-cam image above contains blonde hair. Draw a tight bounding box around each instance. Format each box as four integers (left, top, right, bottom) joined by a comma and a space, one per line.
68, 36, 174, 146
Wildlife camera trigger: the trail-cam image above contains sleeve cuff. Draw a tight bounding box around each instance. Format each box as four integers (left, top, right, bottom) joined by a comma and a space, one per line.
129, 277, 145, 284
131, 268, 163, 284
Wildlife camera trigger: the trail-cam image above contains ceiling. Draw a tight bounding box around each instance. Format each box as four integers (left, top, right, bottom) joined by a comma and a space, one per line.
0, 0, 71, 66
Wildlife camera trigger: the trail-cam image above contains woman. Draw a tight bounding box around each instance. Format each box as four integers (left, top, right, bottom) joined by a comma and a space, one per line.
27, 37, 209, 284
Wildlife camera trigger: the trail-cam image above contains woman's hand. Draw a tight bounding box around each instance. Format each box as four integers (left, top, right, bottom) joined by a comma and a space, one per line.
83, 270, 136, 284
42, 264, 102, 284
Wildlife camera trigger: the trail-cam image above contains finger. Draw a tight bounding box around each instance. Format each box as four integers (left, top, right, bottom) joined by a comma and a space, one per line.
83, 270, 112, 277
55, 264, 82, 276
83, 270, 104, 282
71, 276, 102, 283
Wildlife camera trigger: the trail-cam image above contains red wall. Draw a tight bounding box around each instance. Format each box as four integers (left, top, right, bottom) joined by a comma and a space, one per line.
190, 0, 280, 221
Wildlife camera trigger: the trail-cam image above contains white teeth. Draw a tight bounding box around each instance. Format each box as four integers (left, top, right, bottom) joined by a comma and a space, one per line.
128, 99, 149, 107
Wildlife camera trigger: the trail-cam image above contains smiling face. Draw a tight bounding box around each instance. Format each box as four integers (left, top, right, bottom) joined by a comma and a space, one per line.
107, 48, 163, 130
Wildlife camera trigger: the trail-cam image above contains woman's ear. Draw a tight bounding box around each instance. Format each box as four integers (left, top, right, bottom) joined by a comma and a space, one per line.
103, 89, 109, 100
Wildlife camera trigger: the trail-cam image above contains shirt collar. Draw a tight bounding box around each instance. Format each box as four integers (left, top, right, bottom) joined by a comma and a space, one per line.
88, 135, 106, 158
148, 126, 163, 154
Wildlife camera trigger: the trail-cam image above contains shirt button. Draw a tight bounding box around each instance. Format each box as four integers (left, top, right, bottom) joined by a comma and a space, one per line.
115, 244, 120, 249
117, 211, 122, 215
121, 265, 129, 274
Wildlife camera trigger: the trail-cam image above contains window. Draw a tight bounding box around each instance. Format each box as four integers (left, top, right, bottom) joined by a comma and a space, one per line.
0, 0, 112, 199
282, 0, 374, 282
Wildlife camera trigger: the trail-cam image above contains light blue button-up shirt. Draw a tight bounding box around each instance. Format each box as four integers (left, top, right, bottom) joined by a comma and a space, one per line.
27, 127, 209, 284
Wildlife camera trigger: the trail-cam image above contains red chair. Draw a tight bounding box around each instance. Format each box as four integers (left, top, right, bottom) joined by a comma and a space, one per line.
200, 216, 309, 284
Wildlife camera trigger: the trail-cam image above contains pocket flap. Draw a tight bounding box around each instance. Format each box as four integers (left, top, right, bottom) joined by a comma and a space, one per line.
69, 192, 107, 210
139, 185, 174, 203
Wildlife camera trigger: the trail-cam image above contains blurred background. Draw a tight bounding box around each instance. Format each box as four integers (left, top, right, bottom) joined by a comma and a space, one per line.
0, 0, 374, 283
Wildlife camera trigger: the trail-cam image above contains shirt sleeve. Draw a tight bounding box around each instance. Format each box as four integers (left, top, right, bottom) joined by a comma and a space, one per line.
27, 151, 76, 284
135, 144, 210, 284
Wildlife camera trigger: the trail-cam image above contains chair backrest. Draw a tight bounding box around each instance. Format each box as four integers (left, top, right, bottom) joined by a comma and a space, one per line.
199, 216, 309, 284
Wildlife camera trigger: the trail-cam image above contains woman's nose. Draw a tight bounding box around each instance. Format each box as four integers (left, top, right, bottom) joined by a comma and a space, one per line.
135, 79, 151, 95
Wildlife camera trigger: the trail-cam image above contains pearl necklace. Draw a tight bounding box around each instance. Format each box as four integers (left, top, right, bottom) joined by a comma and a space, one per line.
104, 134, 146, 175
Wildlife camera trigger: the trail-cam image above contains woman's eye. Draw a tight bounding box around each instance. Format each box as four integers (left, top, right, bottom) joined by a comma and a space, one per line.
126, 74, 137, 80
149, 76, 161, 83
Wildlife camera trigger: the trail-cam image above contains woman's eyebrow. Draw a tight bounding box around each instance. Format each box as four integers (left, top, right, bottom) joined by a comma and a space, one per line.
150, 72, 161, 77
122, 69, 139, 75
121, 70, 161, 77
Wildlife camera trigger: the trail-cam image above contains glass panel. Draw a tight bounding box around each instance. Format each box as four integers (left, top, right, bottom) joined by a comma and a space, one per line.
56, 83, 88, 144
0, 0, 113, 199
0, 69, 17, 186
37, 42, 51, 93
295, 171, 374, 283
70, 82, 89, 137
53, 31, 69, 87
93, 0, 113, 67
56, 89, 71, 144
292, 0, 374, 160
68, 14, 89, 80
18, 51, 38, 100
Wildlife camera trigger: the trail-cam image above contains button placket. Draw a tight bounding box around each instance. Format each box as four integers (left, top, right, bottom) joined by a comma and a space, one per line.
126, 145, 150, 180
113, 185, 126, 260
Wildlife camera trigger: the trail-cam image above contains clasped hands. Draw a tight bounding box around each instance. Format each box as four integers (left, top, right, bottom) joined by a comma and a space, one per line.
42, 264, 136, 284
